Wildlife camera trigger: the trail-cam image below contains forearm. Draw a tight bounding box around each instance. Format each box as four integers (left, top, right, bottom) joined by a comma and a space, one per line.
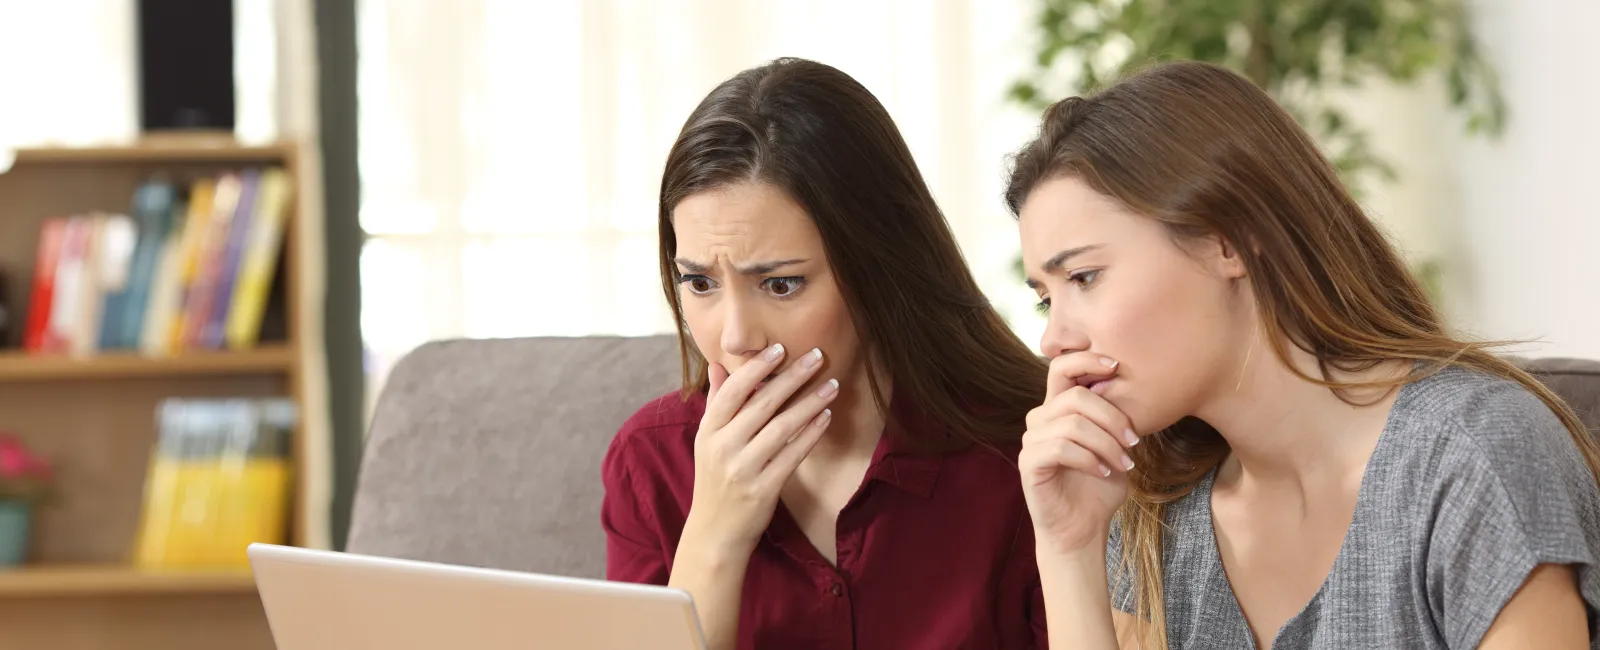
1038, 541, 1120, 649
668, 525, 752, 650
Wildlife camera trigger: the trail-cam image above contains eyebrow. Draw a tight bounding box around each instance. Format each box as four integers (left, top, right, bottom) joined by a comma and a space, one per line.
674, 257, 809, 275
1024, 244, 1103, 289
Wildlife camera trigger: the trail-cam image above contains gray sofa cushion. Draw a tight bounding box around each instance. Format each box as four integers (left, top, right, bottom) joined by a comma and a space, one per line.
345, 335, 682, 578
345, 335, 1600, 581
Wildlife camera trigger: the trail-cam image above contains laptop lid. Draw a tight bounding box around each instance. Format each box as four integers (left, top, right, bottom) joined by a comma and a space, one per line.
248, 543, 706, 650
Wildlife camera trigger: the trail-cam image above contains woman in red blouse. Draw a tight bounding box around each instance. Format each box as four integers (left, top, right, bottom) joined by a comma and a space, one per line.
600, 57, 1051, 649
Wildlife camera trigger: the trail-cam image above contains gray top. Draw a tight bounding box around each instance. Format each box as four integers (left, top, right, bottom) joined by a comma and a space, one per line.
1109, 366, 1600, 649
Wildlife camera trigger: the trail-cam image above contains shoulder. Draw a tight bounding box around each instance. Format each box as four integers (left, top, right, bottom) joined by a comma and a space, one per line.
601, 390, 703, 487
1384, 367, 1600, 648
1386, 366, 1583, 485
1384, 366, 1600, 568
618, 390, 706, 435
942, 440, 1027, 481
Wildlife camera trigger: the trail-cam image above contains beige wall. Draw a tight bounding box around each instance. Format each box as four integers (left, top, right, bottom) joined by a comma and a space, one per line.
1349, 0, 1600, 360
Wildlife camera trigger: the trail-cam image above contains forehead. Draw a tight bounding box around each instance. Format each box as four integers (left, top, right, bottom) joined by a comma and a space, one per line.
672, 182, 820, 257
1018, 177, 1148, 259
1019, 177, 1125, 235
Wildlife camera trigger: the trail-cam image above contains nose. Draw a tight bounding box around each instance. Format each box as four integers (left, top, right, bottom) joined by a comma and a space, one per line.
719, 292, 769, 364
1037, 305, 1090, 359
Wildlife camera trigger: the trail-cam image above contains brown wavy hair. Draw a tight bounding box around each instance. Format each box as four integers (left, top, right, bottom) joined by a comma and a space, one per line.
657, 57, 1047, 452
1004, 60, 1600, 649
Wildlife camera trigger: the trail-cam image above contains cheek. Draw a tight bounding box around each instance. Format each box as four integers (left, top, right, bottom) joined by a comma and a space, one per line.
1093, 280, 1173, 363
679, 298, 720, 358
781, 284, 859, 371
1103, 263, 1235, 426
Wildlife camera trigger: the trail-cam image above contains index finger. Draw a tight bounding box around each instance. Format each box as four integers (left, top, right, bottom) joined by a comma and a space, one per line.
1046, 352, 1120, 399
701, 344, 786, 429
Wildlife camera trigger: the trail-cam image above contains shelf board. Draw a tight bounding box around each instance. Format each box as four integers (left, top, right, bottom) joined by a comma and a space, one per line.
0, 346, 295, 382
9, 140, 294, 165
0, 564, 256, 597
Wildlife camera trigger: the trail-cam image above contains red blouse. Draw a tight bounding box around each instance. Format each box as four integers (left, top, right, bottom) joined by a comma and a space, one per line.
600, 390, 1048, 649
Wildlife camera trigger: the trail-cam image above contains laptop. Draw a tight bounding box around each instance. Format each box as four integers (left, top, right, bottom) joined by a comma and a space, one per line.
247, 543, 707, 650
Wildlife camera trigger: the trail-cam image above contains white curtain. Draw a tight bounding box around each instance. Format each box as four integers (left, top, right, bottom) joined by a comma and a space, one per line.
356, 0, 1053, 412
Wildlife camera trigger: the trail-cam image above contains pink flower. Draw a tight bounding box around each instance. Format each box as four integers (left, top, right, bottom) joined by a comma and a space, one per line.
0, 433, 47, 480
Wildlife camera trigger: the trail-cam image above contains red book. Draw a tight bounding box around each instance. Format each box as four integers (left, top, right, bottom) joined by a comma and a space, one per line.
21, 218, 65, 352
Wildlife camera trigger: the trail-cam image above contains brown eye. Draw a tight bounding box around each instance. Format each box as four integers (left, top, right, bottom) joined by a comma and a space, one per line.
1069, 269, 1101, 288
680, 275, 717, 295
762, 277, 804, 298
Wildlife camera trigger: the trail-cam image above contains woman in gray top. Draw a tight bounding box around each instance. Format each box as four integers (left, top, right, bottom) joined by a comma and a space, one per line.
1006, 60, 1600, 649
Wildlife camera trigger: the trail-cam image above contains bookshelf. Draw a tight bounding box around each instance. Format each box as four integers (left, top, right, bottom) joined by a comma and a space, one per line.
0, 345, 296, 381
0, 140, 309, 650
0, 564, 256, 596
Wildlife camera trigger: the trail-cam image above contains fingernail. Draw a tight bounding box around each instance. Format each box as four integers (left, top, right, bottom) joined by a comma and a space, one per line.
1121, 455, 1135, 471
817, 378, 839, 399
802, 347, 823, 369
1099, 356, 1118, 369
1123, 428, 1139, 446
1098, 464, 1112, 477
765, 344, 785, 362
817, 408, 833, 428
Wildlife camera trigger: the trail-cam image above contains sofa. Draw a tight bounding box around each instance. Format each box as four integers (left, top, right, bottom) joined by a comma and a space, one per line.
343, 336, 1600, 579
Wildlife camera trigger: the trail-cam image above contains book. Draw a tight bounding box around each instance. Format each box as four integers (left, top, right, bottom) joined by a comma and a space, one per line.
21, 218, 65, 352
108, 179, 179, 350
133, 397, 296, 569
226, 168, 293, 350
19, 167, 291, 358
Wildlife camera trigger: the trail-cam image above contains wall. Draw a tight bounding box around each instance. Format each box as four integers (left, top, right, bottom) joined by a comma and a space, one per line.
1358, 0, 1600, 360
1453, 0, 1600, 360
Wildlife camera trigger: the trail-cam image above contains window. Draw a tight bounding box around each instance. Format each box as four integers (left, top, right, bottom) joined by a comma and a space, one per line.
356, 0, 1050, 417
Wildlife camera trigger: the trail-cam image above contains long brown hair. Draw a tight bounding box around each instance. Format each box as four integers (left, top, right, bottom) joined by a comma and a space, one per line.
658, 57, 1047, 451
1004, 60, 1600, 649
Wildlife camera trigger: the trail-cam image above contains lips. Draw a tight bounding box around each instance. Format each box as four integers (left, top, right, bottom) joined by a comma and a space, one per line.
1076, 374, 1115, 394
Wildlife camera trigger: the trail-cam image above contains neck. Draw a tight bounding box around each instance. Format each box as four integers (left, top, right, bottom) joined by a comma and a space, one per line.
807, 367, 888, 464
1196, 336, 1407, 490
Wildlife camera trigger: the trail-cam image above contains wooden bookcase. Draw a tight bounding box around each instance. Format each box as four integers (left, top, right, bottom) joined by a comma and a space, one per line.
0, 140, 312, 650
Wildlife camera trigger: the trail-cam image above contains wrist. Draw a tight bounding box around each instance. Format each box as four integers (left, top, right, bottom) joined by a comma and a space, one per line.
1037, 532, 1108, 570
677, 515, 757, 567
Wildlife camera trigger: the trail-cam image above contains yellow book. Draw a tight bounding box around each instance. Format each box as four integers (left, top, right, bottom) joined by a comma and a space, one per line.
134, 398, 295, 568
225, 168, 294, 350
144, 180, 215, 356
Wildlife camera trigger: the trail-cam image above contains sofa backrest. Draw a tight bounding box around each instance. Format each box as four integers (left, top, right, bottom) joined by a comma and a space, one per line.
346, 337, 1600, 579
345, 335, 682, 578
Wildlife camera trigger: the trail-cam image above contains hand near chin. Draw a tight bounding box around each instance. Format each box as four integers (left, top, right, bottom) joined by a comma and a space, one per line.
682, 345, 839, 555
1020, 352, 1140, 554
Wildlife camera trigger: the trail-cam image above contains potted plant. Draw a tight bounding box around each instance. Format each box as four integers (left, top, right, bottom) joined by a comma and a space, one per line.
0, 432, 52, 567
1006, 0, 1508, 303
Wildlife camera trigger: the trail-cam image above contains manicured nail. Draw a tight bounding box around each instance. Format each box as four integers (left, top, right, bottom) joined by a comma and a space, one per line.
1099, 356, 1119, 369
817, 408, 833, 428
802, 347, 823, 369
1123, 428, 1139, 446
765, 343, 785, 362
817, 378, 839, 399
1098, 464, 1112, 477
1121, 455, 1135, 471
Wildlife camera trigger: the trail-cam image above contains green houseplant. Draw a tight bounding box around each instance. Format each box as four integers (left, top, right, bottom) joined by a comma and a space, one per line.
1007, 0, 1508, 301
0, 432, 53, 567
